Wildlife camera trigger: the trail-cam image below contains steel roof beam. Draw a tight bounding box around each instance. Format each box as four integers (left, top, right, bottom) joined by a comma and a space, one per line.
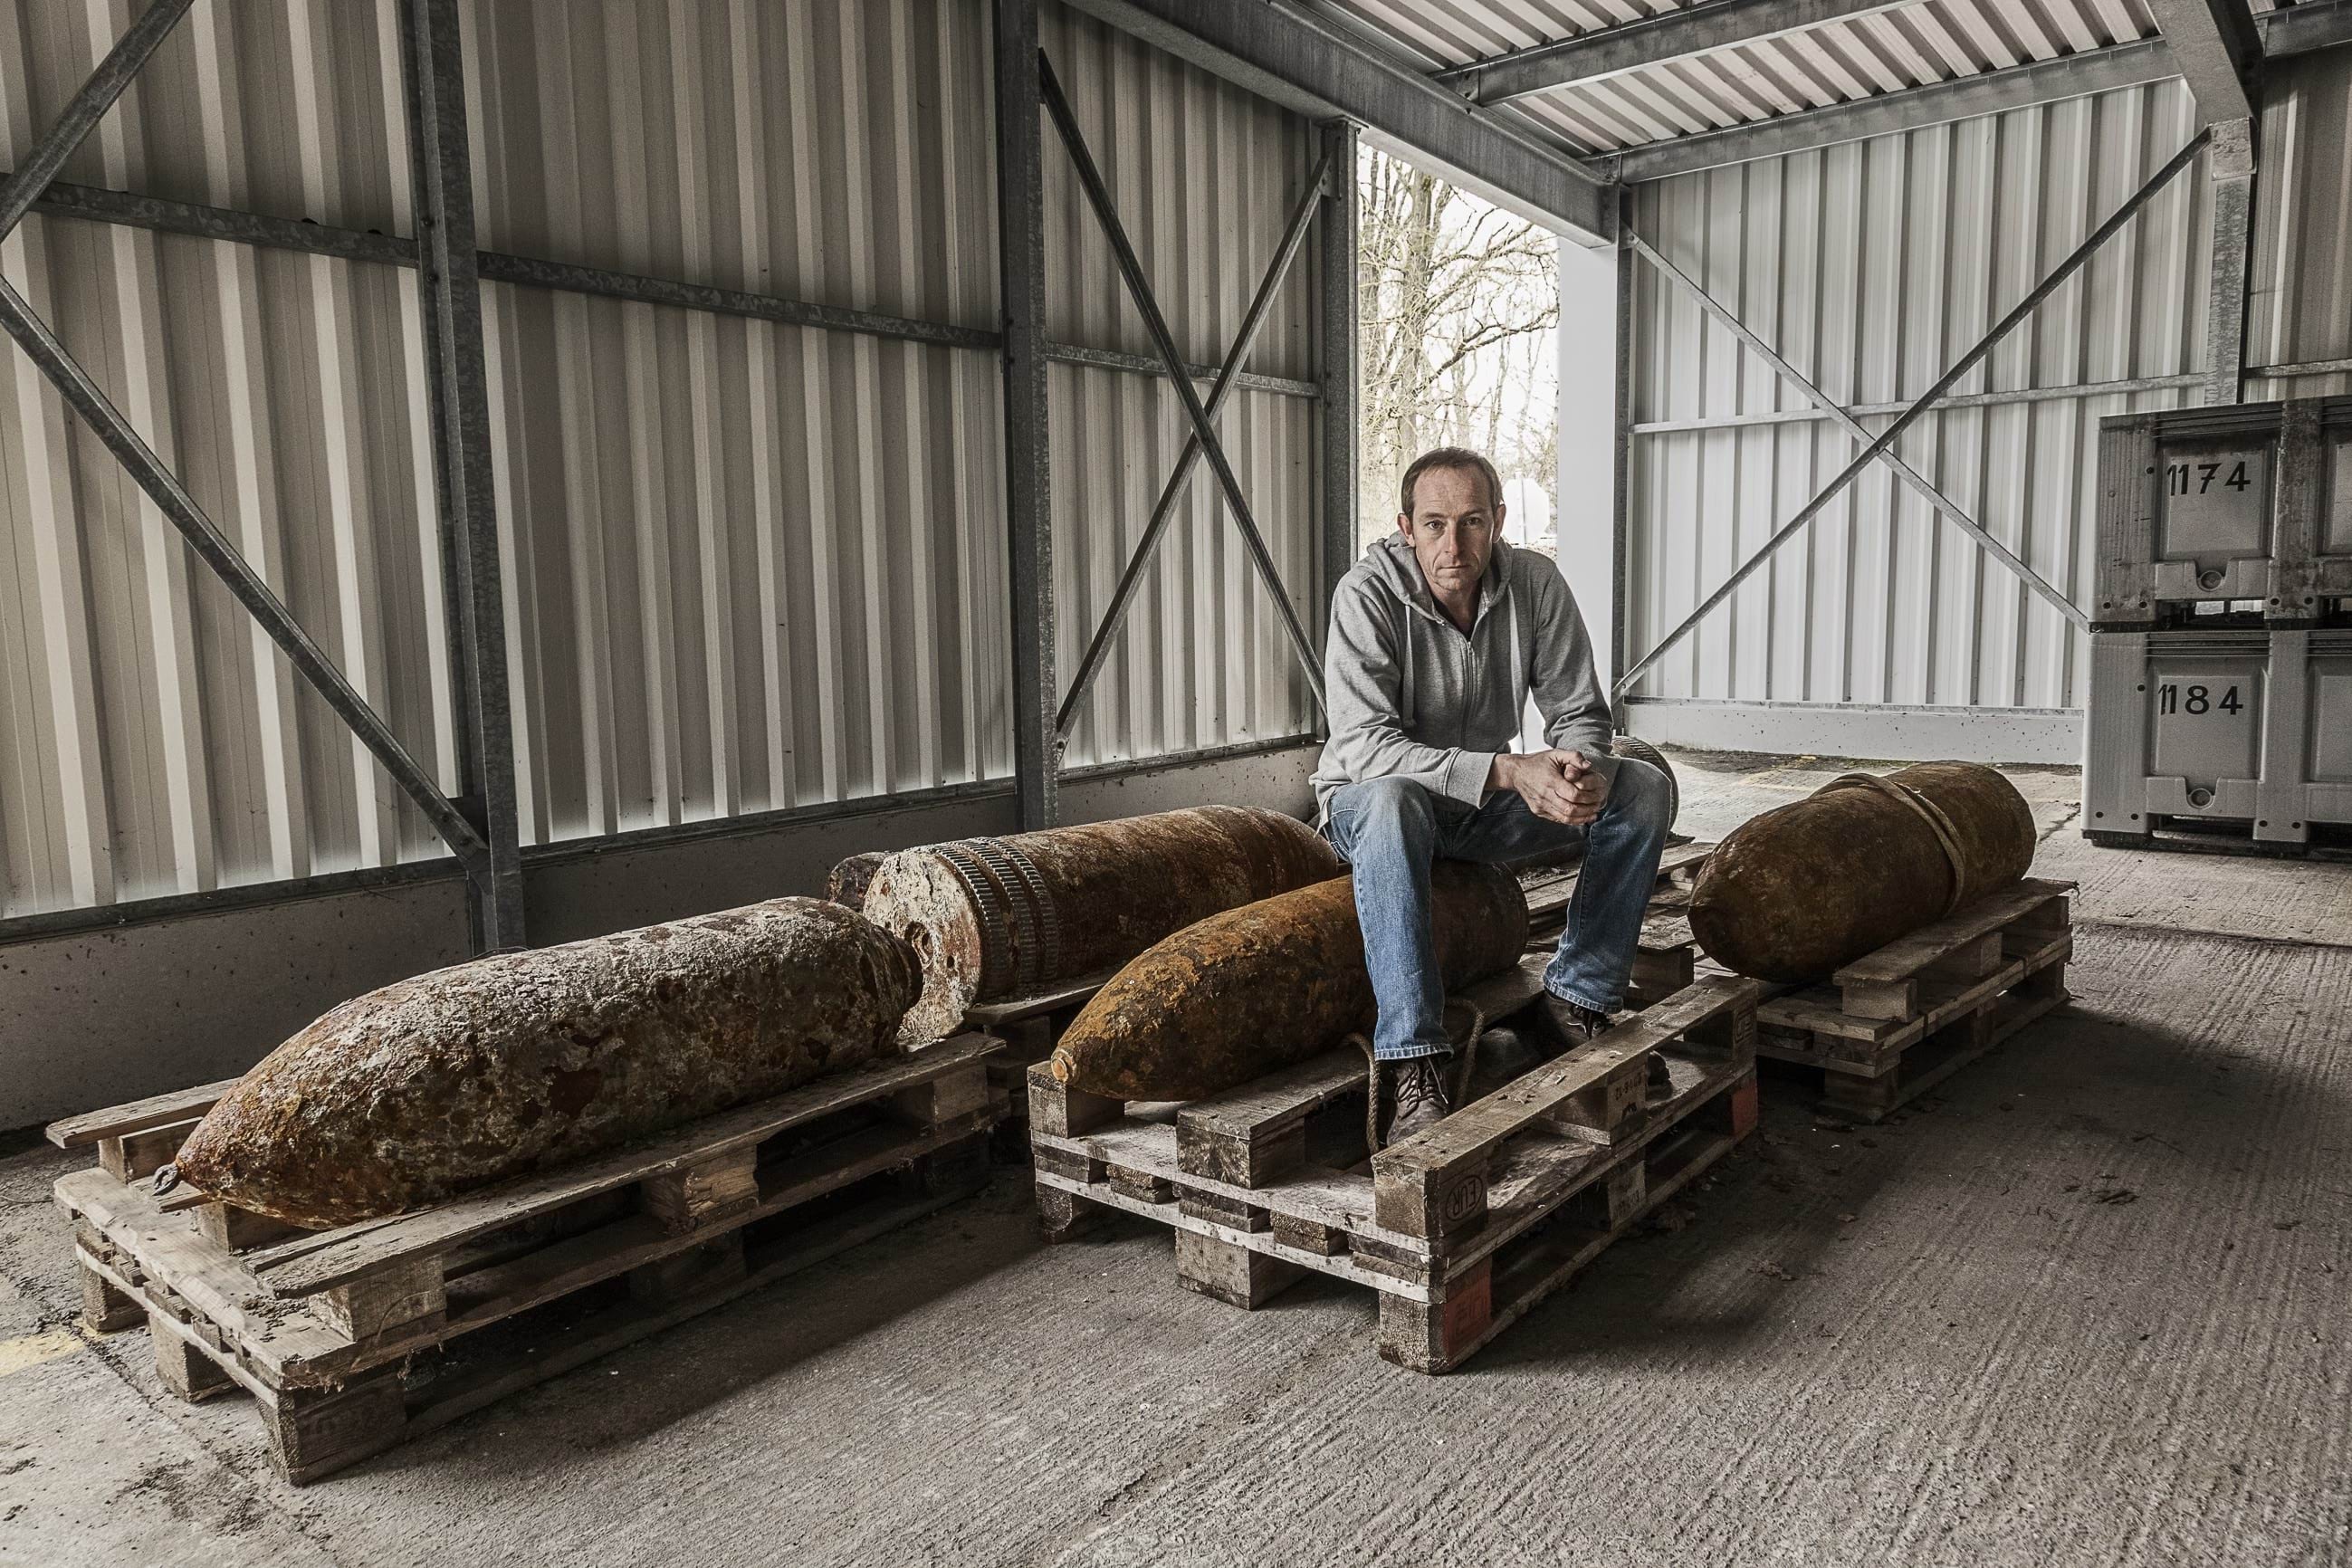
1055, 0, 1614, 242
2144, 0, 2263, 122
1607, 2, 2351, 182
1436, 0, 1917, 105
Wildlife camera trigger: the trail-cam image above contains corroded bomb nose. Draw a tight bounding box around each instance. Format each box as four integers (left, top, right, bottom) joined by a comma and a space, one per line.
173, 897, 923, 1229
1048, 862, 1527, 1103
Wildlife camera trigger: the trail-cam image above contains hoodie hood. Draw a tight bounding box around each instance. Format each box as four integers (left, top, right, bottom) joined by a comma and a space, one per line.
1311, 531, 1616, 821
1362, 531, 1518, 624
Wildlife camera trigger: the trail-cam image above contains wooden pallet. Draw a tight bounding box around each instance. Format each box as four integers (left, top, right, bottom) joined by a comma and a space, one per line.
1028, 966, 1760, 1372
1745, 878, 2075, 1121
49, 1033, 1008, 1484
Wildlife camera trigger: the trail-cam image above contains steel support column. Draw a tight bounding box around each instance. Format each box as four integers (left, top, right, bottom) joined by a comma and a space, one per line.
1055, 146, 1332, 737
1038, 51, 1328, 715
1318, 120, 1359, 640
1614, 129, 2212, 698
2202, 117, 2258, 407
996, 0, 1057, 830
404, 0, 524, 951
1609, 188, 1637, 696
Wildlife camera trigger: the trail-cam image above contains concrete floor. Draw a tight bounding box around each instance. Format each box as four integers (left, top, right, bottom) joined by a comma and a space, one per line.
4, 748, 2348, 1567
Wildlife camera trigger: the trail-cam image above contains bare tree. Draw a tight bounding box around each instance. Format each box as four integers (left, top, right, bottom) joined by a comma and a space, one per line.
1356, 148, 1560, 553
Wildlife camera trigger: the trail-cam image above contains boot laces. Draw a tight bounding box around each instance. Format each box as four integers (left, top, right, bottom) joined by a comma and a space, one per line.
1393, 1056, 1451, 1117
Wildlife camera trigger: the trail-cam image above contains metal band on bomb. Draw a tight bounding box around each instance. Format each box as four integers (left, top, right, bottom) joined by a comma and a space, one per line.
863, 806, 1347, 1047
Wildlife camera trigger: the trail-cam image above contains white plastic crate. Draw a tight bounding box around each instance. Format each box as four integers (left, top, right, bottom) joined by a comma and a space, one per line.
2085, 628, 2352, 849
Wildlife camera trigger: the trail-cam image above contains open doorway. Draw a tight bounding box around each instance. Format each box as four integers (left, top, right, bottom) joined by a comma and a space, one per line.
1355, 147, 1562, 558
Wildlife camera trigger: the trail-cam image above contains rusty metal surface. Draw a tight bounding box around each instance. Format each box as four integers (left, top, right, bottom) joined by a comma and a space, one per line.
863, 806, 1345, 1046
173, 899, 920, 1228
1688, 762, 2037, 982
1047, 864, 1529, 1101
825, 852, 891, 907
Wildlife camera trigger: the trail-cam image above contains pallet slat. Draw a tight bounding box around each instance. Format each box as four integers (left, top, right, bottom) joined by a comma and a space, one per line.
47, 1078, 240, 1148
1754, 883, 2075, 1121
1524, 839, 1713, 925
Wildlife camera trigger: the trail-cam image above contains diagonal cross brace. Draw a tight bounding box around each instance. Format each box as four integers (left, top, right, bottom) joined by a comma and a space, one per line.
1625, 232, 2088, 632
0, 0, 192, 244
1055, 146, 1334, 738
1038, 51, 1328, 717
0, 280, 491, 873
0, 0, 488, 874
1614, 127, 2211, 699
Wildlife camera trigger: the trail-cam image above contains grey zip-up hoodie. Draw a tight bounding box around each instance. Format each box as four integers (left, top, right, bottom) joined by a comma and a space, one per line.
1311, 534, 1617, 822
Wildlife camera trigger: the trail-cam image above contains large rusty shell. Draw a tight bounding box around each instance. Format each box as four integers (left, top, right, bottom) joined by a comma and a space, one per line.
1048, 863, 1529, 1102
1688, 761, 2035, 982
864, 805, 1345, 1046
173, 898, 921, 1229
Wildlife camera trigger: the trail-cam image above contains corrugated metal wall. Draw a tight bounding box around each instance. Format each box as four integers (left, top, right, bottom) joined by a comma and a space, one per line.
1039, 5, 1321, 769
2, 0, 452, 917
1624, 79, 2212, 713
466, 0, 1010, 839
2250, 46, 2352, 397
0, 0, 1323, 919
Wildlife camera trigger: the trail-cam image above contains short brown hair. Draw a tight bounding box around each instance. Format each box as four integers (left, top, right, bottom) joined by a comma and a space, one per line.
1399, 446, 1503, 518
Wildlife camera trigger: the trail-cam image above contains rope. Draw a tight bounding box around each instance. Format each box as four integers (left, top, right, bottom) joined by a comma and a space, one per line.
1819, 771, 1970, 916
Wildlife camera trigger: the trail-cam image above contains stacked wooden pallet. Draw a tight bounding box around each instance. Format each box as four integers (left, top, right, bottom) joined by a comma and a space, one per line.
1537, 844, 2078, 1123
963, 970, 1117, 1137
50, 1033, 1007, 1484
1746, 878, 2076, 1121
1028, 961, 1761, 1372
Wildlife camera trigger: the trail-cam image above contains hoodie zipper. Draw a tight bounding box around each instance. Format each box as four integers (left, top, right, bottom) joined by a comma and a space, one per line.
1462, 636, 1477, 747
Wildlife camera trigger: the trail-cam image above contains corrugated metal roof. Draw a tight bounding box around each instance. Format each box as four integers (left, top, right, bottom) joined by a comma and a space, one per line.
1320, 0, 2166, 153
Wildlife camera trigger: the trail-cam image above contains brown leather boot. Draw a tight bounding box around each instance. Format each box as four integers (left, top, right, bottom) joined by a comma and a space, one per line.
1380, 1054, 1455, 1150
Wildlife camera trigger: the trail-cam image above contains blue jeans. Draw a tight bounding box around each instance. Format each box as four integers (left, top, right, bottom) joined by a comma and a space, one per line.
1322, 761, 1674, 1061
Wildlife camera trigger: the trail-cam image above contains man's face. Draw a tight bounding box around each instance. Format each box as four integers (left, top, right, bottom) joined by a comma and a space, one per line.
1397, 464, 1503, 603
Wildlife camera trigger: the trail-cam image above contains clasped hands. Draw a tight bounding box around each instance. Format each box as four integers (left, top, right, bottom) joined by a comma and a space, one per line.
1489, 749, 1611, 826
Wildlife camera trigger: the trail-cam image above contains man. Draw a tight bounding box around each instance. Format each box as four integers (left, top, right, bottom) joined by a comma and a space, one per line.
1314, 445, 1672, 1149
